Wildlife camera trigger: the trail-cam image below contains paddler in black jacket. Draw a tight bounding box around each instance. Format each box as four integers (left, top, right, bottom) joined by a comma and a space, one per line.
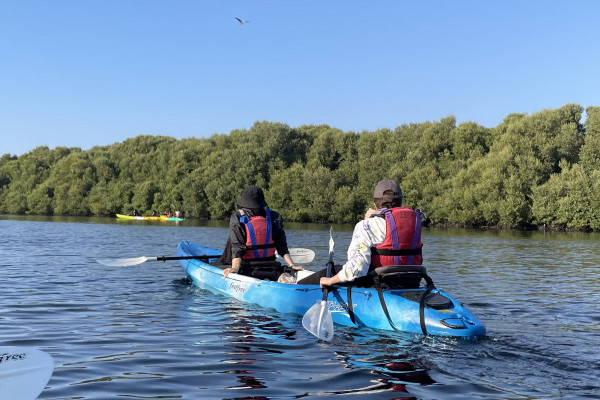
221, 186, 302, 279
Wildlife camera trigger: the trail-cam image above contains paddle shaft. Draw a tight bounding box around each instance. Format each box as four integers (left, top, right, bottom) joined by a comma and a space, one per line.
97, 247, 315, 267
317, 260, 333, 326
321, 260, 334, 301
302, 228, 335, 341
316, 231, 335, 336
163, 248, 312, 263
156, 255, 221, 262
322, 227, 335, 298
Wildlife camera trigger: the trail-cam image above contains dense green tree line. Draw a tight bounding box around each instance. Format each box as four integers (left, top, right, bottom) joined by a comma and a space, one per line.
1, 103, 599, 230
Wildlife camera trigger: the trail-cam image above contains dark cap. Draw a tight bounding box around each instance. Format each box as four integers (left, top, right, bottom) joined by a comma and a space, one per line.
237, 186, 268, 209
373, 179, 402, 199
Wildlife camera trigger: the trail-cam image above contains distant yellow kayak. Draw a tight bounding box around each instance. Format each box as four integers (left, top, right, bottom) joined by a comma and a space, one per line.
116, 213, 142, 220
116, 214, 183, 221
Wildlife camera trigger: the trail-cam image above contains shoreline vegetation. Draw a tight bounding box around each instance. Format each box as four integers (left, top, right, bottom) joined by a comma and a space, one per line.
2, 103, 599, 231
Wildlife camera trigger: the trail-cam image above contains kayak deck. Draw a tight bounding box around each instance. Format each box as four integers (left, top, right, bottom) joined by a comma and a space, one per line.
177, 241, 486, 338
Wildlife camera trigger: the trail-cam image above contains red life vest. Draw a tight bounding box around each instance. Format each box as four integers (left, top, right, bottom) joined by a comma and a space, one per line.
240, 208, 276, 260
370, 207, 423, 267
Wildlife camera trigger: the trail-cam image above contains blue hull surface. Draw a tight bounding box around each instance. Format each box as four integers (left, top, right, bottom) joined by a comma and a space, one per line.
177, 241, 486, 338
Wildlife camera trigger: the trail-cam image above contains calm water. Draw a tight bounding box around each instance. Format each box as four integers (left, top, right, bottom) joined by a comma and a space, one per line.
1, 216, 599, 400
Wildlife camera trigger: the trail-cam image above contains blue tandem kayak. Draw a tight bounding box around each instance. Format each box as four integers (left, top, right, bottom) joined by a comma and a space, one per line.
177, 241, 486, 338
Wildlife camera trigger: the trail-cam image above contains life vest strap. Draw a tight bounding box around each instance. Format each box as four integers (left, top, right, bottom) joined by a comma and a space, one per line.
371, 247, 422, 256
245, 243, 277, 250
409, 210, 423, 265
383, 209, 401, 265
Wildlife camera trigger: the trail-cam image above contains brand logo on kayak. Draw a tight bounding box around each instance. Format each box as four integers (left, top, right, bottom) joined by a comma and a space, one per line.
229, 282, 247, 294
312, 299, 352, 312
0, 352, 26, 364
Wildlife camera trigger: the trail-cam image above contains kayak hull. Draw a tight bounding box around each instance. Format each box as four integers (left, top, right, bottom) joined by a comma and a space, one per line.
177, 241, 486, 338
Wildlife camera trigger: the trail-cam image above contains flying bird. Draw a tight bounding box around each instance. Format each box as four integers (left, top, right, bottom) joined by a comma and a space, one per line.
235, 17, 249, 25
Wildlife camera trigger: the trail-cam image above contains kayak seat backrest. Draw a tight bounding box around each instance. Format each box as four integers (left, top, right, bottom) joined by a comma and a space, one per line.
372, 265, 428, 289
241, 260, 284, 281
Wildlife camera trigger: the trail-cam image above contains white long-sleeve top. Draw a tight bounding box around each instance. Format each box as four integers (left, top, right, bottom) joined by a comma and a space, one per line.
337, 216, 387, 283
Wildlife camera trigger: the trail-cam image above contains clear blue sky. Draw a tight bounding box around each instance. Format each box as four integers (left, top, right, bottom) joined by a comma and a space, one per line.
2, 1, 599, 156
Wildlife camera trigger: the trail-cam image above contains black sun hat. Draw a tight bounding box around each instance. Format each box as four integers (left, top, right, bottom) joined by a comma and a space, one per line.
237, 186, 268, 209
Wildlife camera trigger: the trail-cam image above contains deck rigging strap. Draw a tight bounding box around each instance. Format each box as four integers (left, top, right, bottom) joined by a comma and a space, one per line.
346, 287, 356, 324
374, 271, 436, 335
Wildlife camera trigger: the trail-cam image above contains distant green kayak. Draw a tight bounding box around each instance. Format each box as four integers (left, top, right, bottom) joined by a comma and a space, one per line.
164, 216, 184, 221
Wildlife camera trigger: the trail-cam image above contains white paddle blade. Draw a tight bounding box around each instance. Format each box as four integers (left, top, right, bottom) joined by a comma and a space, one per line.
289, 248, 315, 263
96, 256, 155, 267
329, 227, 335, 255
276, 248, 315, 264
302, 301, 334, 341
0, 346, 54, 400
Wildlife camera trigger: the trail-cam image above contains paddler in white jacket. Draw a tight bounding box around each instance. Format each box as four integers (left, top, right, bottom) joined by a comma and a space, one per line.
297, 179, 425, 287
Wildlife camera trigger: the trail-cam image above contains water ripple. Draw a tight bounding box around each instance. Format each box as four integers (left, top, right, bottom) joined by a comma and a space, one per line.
2, 218, 600, 399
